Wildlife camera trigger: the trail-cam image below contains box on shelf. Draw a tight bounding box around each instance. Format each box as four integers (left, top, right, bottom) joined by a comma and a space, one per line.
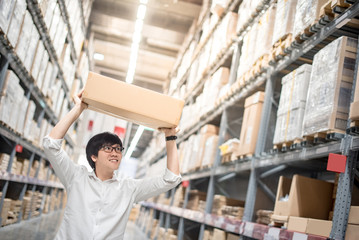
186, 190, 207, 210
83, 72, 184, 130
293, 0, 328, 39
201, 135, 219, 169
273, 64, 312, 144
212, 228, 226, 240
271, 0, 298, 46
302, 36, 357, 136
237, 91, 265, 157
288, 216, 332, 237
348, 206, 359, 224
273, 175, 333, 222
6, 0, 26, 48
0, 1, 16, 34
346, 224, 359, 240
350, 68, 359, 121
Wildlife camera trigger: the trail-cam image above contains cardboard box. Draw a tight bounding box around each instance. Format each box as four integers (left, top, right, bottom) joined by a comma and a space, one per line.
288, 216, 332, 237
0, 1, 16, 34
6, 0, 26, 48
237, 91, 265, 156
83, 72, 184, 130
213, 228, 226, 240
350, 67, 359, 120
348, 206, 359, 225
346, 224, 359, 240
273, 175, 333, 220
272, 0, 298, 45
201, 135, 219, 168
303, 36, 357, 136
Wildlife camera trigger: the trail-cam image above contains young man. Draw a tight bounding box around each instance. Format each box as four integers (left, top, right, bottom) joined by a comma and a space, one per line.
43, 90, 182, 240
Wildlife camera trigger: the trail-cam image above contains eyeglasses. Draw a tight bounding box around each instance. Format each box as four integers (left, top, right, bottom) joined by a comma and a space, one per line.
100, 145, 125, 154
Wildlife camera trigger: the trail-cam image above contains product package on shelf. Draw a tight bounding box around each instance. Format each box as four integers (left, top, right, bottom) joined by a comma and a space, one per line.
49, 4, 61, 42
23, 101, 36, 139
287, 216, 333, 237
201, 135, 219, 169
0, 1, 16, 34
273, 64, 312, 145
302, 36, 357, 137
194, 125, 219, 170
1, 198, 11, 226
212, 195, 245, 219
186, 190, 207, 210
0, 70, 25, 133
272, 175, 333, 227
15, 11, 33, 65
83, 72, 184, 130
253, 3, 276, 66
256, 209, 274, 225
0, 153, 10, 171
236, 0, 265, 32
271, 0, 297, 46
24, 24, 40, 72
43, 0, 56, 30
349, 60, 359, 122
219, 138, 240, 163
292, 0, 328, 40
6, 199, 22, 225
200, 67, 230, 116
6, 0, 26, 48
209, 12, 238, 64
237, 91, 265, 157
36, 51, 50, 91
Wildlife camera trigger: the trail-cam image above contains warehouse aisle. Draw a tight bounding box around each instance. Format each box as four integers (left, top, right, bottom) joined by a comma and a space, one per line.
0, 209, 147, 240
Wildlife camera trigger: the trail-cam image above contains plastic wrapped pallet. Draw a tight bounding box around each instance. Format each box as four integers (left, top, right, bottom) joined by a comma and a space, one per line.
16, 11, 33, 64
193, 125, 219, 170
253, 4, 276, 63
201, 135, 219, 169
237, 92, 265, 157
31, 41, 45, 80
6, 0, 26, 48
0, 1, 16, 34
302, 36, 357, 136
23, 101, 36, 138
293, 0, 328, 39
236, 0, 264, 32
24, 24, 40, 72
271, 0, 298, 46
273, 64, 312, 144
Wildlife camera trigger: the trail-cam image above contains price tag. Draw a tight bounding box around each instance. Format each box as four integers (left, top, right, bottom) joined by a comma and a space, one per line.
292, 232, 308, 240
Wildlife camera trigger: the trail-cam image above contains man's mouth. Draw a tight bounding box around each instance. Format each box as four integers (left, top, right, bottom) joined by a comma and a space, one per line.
109, 159, 119, 162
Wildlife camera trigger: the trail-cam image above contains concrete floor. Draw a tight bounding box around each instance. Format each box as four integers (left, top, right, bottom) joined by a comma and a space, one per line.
0, 210, 148, 240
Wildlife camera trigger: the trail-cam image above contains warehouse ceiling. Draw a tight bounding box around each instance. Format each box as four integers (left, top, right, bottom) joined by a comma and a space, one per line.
89, 0, 202, 158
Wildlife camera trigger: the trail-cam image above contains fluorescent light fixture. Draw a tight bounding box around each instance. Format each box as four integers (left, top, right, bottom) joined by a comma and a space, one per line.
93, 53, 104, 61
137, 4, 147, 20
124, 125, 145, 159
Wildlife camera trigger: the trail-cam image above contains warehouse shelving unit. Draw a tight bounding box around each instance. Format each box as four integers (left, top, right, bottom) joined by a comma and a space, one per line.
138, 1, 359, 239
0, 0, 92, 228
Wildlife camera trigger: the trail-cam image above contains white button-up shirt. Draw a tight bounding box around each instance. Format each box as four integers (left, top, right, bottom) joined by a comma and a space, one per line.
43, 136, 182, 240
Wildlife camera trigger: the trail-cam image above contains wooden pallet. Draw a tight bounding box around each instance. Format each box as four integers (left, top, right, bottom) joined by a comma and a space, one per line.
302, 129, 345, 146
273, 141, 294, 153
347, 120, 359, 135
238, 153, 253, 160
268, 34, 293, 64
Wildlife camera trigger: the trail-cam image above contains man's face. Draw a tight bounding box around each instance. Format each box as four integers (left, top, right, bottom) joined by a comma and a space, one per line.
93, 144, 123, 173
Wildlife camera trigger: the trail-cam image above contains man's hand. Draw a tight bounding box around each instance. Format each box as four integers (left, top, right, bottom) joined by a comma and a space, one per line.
73, 88, 88, 111
158, 127, 179, 137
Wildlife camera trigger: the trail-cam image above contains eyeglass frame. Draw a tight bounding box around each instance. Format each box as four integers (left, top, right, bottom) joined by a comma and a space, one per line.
99, 144, 125, 154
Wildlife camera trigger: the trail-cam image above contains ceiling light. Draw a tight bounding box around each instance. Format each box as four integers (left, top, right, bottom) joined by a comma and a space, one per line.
93, 53, 104, 61
124, 125, 145, 159
140, 0, 148, 4
137, 4, 147, 20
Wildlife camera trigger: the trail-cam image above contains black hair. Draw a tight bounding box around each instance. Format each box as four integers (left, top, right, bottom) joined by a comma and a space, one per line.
86, 132, 123, 170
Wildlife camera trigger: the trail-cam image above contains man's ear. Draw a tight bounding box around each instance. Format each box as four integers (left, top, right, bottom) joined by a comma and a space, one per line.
91, 155, 97, 162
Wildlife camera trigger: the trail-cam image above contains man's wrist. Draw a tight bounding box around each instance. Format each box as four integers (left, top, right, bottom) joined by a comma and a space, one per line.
165, 135, 177, 141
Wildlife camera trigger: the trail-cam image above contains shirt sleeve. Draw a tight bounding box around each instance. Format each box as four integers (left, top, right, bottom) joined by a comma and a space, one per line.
43, 135, 79, 189
133, 168, 182, 203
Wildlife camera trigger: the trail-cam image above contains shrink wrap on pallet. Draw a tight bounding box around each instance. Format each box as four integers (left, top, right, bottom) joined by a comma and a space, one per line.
273, 64, 312, 144
271, 0, 298, 45
302, 37, 357, 136
293, 0, 328, 39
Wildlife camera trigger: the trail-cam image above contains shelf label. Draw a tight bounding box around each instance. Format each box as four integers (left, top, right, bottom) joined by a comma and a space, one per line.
292, 232, 308, 240
16, 144, 23, 153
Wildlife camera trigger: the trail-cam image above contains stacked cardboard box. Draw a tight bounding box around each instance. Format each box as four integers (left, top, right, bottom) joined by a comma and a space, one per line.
186, 190, 207, 210
0, 2, 17, 35
212, 195, 245, 218
0, 153, 10, 171
173, 186, 185, 208
201, 135, 219, 169
237, 92, 265, 157
273, 64, 312, 145
346, 206, 359, 240
272, 175, 333, 232
271, 0, 298, 46
6, 200, 22, 225
256, 210, 273, 225
0, 198, 11, 226
193, 125, 219, 170
302, 37, 357, 136
219, 138, 240, 162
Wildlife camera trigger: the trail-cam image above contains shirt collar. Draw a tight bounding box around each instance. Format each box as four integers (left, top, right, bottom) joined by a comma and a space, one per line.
88, 170, 119, 182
